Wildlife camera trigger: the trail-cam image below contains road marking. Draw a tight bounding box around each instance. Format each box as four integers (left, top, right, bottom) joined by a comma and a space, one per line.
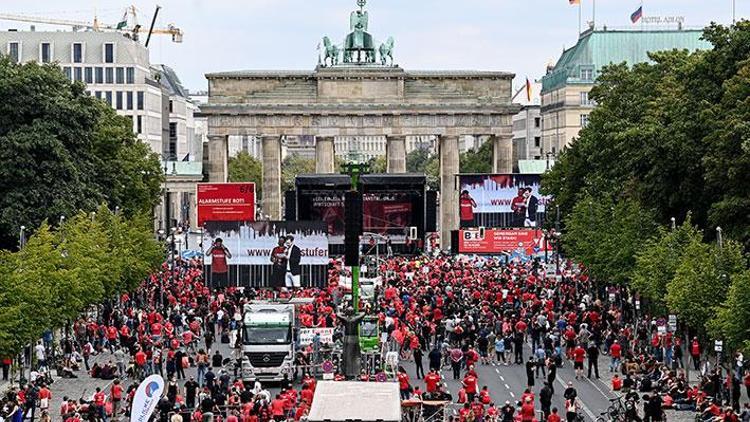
495, 368, 500, 373
500, 376, 505, 381
509, 391, 515, 398
586, 376, 613, 400
504, 383, 510, 389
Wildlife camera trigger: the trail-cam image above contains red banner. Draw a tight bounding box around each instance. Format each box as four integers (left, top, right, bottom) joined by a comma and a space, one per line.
197, 183, 255, 226
458, 228, 549, 256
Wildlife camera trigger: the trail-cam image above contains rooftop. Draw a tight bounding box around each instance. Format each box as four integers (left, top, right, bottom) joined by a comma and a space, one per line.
541, 28, 711, 93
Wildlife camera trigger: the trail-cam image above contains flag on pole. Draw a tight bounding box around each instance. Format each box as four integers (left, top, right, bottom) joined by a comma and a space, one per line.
116, 11, 128, 29
569, 0, 580, 4
526, 78, 532, 102
630, 6, 643, 23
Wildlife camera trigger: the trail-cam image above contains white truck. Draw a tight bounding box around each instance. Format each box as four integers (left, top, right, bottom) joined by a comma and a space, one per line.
239, 302, 295, 383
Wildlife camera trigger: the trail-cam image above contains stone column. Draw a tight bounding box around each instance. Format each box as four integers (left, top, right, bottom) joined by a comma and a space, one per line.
261, 135, 282, 220
386, 135, 407, 173
315, 136, 336, 174
439, 135, 460, 250
207, 135, 228, 182
492, 134, 514, 174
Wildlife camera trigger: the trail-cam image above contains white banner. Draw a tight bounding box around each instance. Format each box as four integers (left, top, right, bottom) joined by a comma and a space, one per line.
200, 221, 329, 266
130, 375, 164, 422
299, 328, 335, 345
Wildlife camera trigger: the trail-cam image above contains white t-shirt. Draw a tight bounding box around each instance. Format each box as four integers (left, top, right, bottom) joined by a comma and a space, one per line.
35, 344, 45, 360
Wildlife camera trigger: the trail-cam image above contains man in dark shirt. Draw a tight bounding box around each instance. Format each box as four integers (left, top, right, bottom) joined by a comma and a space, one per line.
587, 342, 600, 379
184, 376, 199, 409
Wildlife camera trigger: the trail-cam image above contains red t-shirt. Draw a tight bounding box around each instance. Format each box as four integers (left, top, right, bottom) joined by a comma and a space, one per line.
210, 245, 229, 274
459, 196, 475, 221
610, 343, 621, 358
271, 399, 286, 416
398, 372, 410, 390
573, 347, 586, 363
111, 384, 123, 400
463, 375, 478, 394
425, 373, 441, 393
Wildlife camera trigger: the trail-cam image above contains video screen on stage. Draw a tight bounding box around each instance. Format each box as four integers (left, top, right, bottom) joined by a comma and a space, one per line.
298, 191, 419, 244
458, 174, 550, 228
198, 221, 328, 288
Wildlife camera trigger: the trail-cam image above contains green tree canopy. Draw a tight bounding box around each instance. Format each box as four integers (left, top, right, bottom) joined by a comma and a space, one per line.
542, 22, 750, 248
563, 193, 657, 285
228, 151, 263, 198
0, 58, 162, 249
631, 216, 704, 313
708, 270, 750, 353
460, 138, 493, 174
282, 154, 316, 193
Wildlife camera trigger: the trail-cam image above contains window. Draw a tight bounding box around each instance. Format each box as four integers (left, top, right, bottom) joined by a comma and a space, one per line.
580, 114, 590, 128
8, 42, 20, 63
95, 91, 102, 99
534, 136, 541, 148
169, 100, 174, 113
534, 117, 541, 128
136, 115, 143, 134
115, 91, 124, 110
40, 42, 51, 63
105, 68, 114, 84
168, 122, 178, 159
580, 91, 592, 106
74, 67, 83, 82
63, 66, 72, 80
95, 67, 104, 84
103, 43, 114, 63
580, 67, 593, 81
115, 67, 124, 84
126, 67, 135, 84
126, 91, 133, 110
105, 91, 113, 106
136, 91, 144, 110
84, 67, 93, 84
72, 43, 83, 63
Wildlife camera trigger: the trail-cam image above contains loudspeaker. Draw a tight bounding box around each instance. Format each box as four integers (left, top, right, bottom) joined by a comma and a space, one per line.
284, 191, 297, 221
344, 191, 363, 266
425, 190, 438, 232
450, 230, 459, 255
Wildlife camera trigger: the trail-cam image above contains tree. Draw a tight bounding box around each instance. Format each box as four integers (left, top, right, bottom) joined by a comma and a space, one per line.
542, 22, 750, 248
407, 148, 440, 190
281, 154, 316, 193
0, 58, 162, 249
460, 138, 493, 174
563, 194, 657, 285
666, 239, 746, 335
708, 270, 750, 353
368, 155, 386, 173
228, 151, 263, 198
631, 216, 703, 313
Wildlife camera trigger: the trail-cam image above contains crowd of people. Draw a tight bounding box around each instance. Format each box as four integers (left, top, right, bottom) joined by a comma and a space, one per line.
0, 249, 748, 422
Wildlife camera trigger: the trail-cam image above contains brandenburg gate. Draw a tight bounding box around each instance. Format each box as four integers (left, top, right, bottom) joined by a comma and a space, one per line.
201, 1, 520, 248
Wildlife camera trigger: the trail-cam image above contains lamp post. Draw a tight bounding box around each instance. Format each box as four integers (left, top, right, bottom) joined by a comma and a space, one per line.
555, 205, 561, 275
19, 226, 26, 249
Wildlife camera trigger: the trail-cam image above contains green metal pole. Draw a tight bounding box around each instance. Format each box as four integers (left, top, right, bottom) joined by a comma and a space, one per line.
351, 169, 360, 313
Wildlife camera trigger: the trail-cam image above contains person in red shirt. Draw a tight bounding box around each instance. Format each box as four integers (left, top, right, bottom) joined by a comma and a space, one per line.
462, 373, 478, 402
519, 397, 535, 422
459, 190, 477, 227
398, 368, 411, 400
424, 369, 442, 393
573, 344, 586, 379
207, 238, 232, 286
134, 348, 147, 379
609, 340, 622, 372
270, 394, 287, 421
38, 384, 52, 412
548, 407, 562, 422
458, 403, 473, 422
92, 387, 106, 421
111, 379, 123, 417
611, 374, 623, 391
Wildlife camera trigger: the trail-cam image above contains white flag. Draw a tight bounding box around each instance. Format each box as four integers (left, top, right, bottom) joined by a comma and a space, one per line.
130, 375, 165, 422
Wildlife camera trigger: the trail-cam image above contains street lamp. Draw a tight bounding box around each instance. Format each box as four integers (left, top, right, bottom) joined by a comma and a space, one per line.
59, 215, 65, 226
19, 226, 26, 249
671, 217, 676, 230
716, 226, 723, 249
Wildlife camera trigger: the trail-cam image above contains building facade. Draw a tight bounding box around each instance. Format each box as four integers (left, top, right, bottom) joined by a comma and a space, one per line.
540, 28, 711, 153
511, 81, 542, 171
0, 30, 200, 230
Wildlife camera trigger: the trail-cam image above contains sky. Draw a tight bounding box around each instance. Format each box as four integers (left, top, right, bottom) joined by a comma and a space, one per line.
0, 0, 746, 92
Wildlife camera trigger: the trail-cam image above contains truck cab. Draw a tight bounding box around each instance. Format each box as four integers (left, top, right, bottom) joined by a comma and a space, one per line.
239, 303, 295, 382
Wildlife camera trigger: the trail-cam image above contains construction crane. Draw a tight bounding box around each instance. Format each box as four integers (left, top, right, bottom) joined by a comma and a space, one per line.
0, 5, 183, 43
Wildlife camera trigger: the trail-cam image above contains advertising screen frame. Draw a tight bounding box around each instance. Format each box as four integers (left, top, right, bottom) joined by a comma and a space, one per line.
197, 182, 256, 227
